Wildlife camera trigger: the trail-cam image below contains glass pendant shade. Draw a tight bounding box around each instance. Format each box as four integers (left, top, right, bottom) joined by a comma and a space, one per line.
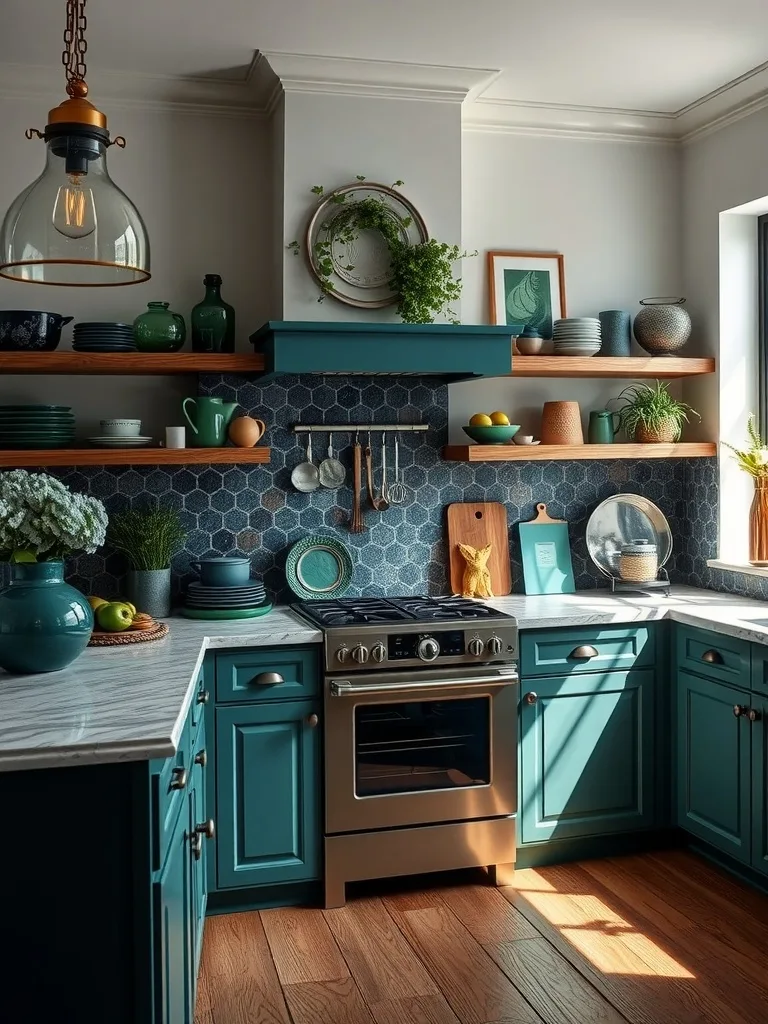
0, 138, 150, 286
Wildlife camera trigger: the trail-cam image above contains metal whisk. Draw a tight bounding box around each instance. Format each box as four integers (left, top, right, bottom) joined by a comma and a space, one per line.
387, 435, 408, 504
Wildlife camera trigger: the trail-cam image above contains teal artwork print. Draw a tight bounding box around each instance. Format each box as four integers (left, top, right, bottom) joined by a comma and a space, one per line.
504, 269, 552, 337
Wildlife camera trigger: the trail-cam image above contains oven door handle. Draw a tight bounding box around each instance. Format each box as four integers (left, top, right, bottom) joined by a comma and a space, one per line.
329, 674, 518, 697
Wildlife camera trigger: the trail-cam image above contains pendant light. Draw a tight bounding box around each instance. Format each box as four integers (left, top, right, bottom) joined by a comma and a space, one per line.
0, 0, 150, 286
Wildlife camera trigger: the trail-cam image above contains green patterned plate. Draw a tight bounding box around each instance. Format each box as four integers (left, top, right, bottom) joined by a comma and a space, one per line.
285, 535, 353, 600
180, 601, 273, 620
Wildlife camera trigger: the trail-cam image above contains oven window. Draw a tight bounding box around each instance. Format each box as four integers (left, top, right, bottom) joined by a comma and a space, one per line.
355, 696, 491, 797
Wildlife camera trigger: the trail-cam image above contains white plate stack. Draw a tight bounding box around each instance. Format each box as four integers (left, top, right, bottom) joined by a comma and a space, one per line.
553, 318, 602, 356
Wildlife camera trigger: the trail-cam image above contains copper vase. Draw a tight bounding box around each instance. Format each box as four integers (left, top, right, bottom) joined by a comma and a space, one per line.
750, 480, 768, 565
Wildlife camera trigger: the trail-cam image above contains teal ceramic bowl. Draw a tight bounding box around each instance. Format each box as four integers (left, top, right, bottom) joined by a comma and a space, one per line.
462, 424, 520, 445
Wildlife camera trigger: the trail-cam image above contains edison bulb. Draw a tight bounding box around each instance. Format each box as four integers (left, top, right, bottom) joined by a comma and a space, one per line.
52, 174, 96, 239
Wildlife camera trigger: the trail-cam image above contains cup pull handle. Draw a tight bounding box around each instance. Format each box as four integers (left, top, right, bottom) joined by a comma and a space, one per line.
570, 645, 598, 659
253, 672, 285, 686
701, 650, 723, 665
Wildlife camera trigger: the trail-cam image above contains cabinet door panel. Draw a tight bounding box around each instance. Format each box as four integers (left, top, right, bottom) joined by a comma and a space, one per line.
676, 669, 751, 863
216, 701, 320, 889
153, 811, 190, 1024
520, 669, 655, 844
521, 627, 653, 678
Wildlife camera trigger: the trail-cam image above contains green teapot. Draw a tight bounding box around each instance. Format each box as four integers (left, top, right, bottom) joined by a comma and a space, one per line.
133, 301, 186, 353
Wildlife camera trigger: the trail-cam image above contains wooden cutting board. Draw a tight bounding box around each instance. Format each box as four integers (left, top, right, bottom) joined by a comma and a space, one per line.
447, 502, 511, 596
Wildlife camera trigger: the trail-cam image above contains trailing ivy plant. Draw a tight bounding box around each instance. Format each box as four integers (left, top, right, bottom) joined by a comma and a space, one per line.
287, 177, 473, 324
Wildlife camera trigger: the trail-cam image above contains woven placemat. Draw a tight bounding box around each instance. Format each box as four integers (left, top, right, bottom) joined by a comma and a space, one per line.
88, 621, 169, 647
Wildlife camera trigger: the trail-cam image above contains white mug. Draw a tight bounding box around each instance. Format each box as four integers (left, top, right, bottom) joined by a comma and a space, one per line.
165, 426, 186, 449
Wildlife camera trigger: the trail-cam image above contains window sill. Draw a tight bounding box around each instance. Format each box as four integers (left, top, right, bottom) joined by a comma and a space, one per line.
707, 559, 768, 578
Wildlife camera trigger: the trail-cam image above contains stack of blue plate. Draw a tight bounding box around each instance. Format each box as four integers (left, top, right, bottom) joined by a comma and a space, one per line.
73, 322, 136, 353
181, 579, 270, 620
0, 404, 75, 449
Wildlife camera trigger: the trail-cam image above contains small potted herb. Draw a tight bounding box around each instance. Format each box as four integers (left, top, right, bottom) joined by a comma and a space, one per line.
614, 381, 700, 443
107, 506, 185, 618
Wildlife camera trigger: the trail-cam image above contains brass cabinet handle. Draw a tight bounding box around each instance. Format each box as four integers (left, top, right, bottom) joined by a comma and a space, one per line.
194, 749, 207, 767
748, 708, 762, 723
307, 713, 319, 728
195, 819, 215, 840
197, 689, 210, 705
170, 767, 188, 790
524, 692, 538, 705
702, 650, 723, 665
733, 705, 748, 718
254, 672, 285, 686
570, 645, 598, 660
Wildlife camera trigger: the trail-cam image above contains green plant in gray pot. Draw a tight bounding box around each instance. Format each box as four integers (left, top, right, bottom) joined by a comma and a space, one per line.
107, 506, 185, 618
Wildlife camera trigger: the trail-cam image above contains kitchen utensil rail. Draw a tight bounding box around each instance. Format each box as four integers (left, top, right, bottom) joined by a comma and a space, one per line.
292, 424, 428, 433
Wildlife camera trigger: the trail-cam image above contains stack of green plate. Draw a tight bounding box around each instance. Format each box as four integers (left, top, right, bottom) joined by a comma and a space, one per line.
0, 405, 75, 449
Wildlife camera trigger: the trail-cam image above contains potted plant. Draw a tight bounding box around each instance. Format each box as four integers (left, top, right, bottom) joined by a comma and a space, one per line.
0, 470, 107, 674
614, 381, 700, 443
108, 506, 185, 618
723, 416, 768, 565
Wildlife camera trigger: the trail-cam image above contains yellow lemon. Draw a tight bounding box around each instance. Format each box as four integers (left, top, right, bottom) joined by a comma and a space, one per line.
489, 411, 510, 426
469, 413, 493, 427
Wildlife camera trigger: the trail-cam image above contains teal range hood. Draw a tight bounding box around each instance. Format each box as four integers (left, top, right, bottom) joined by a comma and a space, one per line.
249, 321, 513, 380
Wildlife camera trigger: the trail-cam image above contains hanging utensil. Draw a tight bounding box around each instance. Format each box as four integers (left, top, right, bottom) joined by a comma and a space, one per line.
388, 435, 406, 505
351, 435, 365, 533
376, 432, 390, 511
291, 433, 320, 492
319, 433, 346, 489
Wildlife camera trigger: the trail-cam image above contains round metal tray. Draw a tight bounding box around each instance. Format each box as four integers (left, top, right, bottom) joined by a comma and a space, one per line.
586, 494, 672, 579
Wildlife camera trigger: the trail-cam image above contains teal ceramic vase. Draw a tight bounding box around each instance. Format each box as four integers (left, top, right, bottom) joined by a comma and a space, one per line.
0, 562, 93, 674
133, 301, 186, 353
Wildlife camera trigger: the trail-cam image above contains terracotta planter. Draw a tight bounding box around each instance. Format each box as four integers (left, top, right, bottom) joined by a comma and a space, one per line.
635, 419, 678, 444
750, 481, 768, 566
540, 401, 583, 445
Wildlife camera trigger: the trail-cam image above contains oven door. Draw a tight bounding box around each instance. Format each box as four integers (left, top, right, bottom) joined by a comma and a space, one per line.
324, 666, 518, 835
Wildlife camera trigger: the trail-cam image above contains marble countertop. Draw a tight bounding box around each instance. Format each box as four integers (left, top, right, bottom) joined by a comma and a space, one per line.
4, 586, 768, 773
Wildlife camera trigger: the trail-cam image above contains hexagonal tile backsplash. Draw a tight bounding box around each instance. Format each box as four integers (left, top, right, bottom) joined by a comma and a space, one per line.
29, 372, 746, 603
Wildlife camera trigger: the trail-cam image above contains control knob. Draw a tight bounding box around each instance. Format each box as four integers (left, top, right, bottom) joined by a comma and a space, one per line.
335, 646, 350, 664
468, 637, 485, 657
417, 636, 440, 662
487, 635, 503, 656
351, 644, 369, 664
371, 642, 387, 664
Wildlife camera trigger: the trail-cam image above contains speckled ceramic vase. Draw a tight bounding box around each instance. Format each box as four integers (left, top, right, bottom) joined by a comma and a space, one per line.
125, 568, 171, 618
599, 310, 632, 357
0, 561, 93, 674
633, 298, 691, 355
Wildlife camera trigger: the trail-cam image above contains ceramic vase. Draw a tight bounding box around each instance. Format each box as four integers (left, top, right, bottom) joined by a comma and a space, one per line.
125, 568, 171, 618
633, 298, 691, 355
750, 481, 768, 566
540, 401, 584, 445
599, 310, 632, 357
0, 561, 93, 674
133, 302, 186, 353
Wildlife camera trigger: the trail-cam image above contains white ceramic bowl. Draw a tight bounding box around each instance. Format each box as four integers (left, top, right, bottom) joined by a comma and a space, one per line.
100, 418, 141, 437
513, 434, 537, 445
516, 337, 545, 355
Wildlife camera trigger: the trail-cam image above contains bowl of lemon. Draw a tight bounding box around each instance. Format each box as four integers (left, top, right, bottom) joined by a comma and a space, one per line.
463, 412, 520, 444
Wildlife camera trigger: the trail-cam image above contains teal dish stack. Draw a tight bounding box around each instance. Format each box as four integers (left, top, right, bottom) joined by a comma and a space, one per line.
181, 557, 271, 619
0, 404, 75, 449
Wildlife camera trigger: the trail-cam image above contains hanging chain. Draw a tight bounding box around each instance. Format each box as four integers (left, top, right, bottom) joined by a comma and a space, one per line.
62, 0, 88, 93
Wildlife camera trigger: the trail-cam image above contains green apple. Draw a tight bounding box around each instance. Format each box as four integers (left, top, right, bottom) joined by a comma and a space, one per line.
96, 602, 135, 632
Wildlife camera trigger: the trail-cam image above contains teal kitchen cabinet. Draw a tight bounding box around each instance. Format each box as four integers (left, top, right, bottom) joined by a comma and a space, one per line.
153, 793, 192, 1024
215, 699, 320, 889
520, 668, 656, 844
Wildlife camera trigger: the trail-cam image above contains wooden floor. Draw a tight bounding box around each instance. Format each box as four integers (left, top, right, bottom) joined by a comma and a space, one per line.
195, 850, 768, 1024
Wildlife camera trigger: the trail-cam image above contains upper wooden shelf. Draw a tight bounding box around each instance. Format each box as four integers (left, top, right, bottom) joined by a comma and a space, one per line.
0, 352, 265, 375
508, 356, 715, 378
443, 443, 716, 462
0, 447, 270, 467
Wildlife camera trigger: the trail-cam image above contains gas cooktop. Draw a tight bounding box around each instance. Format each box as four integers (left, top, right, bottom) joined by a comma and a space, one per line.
294, 596, 512, 629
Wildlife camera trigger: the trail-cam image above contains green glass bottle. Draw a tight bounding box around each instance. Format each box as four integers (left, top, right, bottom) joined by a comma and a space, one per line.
191, 274, 235, 353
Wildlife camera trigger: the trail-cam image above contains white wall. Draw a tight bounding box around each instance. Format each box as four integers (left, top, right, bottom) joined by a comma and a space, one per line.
0, 97, 271, 439
279, 91, 463, 322
449, 129, 683, 439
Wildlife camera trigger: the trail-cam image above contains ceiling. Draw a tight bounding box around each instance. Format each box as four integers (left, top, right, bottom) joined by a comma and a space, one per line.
4, 0, 768, 114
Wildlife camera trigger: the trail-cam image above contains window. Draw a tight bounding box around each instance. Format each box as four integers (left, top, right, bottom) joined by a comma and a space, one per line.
759, 214, 768, 439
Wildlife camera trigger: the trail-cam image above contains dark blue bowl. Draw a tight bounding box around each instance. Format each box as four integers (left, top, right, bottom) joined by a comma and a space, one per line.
0, 311, 74, 351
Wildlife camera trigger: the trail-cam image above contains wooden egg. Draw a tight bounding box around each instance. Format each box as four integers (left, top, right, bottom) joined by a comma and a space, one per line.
228, 415, 266, 447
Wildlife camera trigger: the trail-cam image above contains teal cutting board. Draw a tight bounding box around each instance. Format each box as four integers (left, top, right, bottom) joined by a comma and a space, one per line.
519, 503, 575, 595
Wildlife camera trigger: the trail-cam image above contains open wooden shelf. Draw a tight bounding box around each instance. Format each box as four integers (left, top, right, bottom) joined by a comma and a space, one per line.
443, 443, 716, 461
0, 447, 271, 467
0, 352, 265, 375
508, 356, 715, 378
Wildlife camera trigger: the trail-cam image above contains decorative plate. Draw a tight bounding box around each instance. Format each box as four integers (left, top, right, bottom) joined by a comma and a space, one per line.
285, 535, 354, 600
586, 494, 672, 580
305, 182, 428, 309
180, 602, 273, 621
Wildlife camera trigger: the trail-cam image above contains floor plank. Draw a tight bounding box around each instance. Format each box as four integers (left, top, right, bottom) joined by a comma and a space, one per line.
283, 977, 375, 1024
388, 902, 543, 1024
198, 913, 291, 1024
323, 896, 439, 1003
261, 906, 349, 985
369, 994, 462, 1024
486, 937, 629, 1024
436, 882, 540, 944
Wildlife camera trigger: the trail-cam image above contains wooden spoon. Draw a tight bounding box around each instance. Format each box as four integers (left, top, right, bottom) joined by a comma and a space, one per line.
350, 440, 365, 533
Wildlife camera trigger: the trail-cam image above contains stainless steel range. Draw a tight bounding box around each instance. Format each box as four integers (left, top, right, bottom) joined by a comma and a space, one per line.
293, 596, 519, 908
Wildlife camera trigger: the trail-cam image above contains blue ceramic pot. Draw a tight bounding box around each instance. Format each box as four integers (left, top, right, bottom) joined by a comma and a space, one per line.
0, 561, 93, 674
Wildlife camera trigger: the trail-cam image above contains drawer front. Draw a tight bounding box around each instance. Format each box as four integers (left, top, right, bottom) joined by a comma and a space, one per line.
215, 648, 320, 704
152, 710, 193, 872
521, 626, 653, 678
675, 625, 750, 690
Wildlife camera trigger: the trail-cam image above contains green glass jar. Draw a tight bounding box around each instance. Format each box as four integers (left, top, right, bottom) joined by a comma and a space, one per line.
191, 274, 235, 353
133, 301, 186, 353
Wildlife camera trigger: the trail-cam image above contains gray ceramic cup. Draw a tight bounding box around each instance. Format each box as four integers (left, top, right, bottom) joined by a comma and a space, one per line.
189, 556, 251, 587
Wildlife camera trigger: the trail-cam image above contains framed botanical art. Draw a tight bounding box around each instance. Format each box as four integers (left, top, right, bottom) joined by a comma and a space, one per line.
487, 251, 566, 339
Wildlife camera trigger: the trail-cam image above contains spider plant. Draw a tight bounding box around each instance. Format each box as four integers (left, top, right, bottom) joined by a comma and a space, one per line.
614, 381, 700, 442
